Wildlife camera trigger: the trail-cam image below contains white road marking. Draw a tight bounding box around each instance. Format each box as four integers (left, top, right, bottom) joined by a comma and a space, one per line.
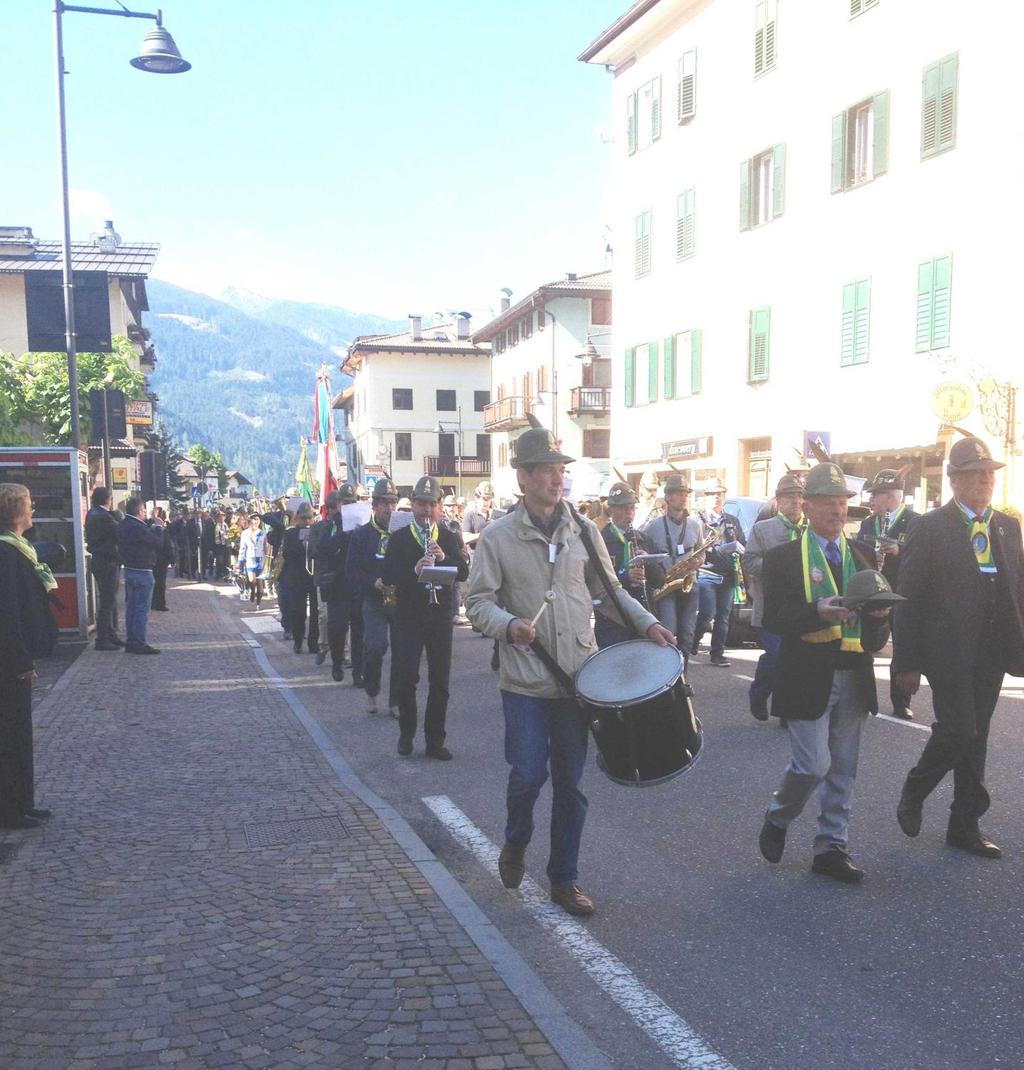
422, 794, 737, 1070
875, 713, 931, 733
734, 674, 755, 682
240, 615, 281, 634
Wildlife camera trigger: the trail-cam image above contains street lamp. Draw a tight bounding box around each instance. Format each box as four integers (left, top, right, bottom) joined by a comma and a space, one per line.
433, 407, 464, 498
573, 330, 612, 367
53, 1, 191, 449
376, 441, 392, 480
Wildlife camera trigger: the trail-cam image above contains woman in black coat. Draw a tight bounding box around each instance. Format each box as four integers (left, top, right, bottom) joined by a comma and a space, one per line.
0, 483, 58, 830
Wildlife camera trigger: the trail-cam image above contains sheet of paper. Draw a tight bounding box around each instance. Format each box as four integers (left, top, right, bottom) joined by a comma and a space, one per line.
340, 501, 371, 531
389, 511, 416, 533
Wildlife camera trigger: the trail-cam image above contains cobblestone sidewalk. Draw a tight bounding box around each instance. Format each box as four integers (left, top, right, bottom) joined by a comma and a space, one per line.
0, 583, 568, 1070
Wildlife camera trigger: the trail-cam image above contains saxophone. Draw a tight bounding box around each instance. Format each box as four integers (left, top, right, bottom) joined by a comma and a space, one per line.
652, 529, 720, 603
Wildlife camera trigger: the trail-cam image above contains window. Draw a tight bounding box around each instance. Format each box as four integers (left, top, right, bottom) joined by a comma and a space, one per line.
590, 295, 612, 325
676, 188, 695, 260
538, 365, 549, 393
476, 434, 489, 460
841, 279, 871, 366
748, 308, 771, 383
583, 429, 610, 458
663, 329, 702, 399
916, 255, 953, 352
677, 49, 697, 122
494, 334, 506, 355
522, 315, 533, 341
395, 432, 412, 460
850, 0, 879, 16
740, 146, 785, 229
624, 342, 658, 407
921, 53, 958, 159
831, 92, 889, 192
473, 390, 489, 412
392, 387, 413, 410
634, 210, 653, 277
436, 389, 456, 411
626, 77, 662, 156
438, 433, 455, 457
583, 358, 612, 389
537, 308, 546, 330
509, 322, 520, 347
754, 0, 778, 77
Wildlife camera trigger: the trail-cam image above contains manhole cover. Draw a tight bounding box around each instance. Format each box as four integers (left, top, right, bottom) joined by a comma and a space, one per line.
244, 815, 350, 848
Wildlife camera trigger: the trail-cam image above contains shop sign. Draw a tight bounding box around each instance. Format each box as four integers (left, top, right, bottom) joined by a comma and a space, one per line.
931, 382, 974, 423
126, 400, 154, 426
663, 436, 713, 460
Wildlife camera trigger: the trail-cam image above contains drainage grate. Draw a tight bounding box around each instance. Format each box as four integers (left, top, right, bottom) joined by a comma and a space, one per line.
244, 814, 350, 849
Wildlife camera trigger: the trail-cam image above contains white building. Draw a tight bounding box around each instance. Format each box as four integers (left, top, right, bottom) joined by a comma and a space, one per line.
337, 316, 491, 499
580, 0, 1022, 509
472, 272, 614, 503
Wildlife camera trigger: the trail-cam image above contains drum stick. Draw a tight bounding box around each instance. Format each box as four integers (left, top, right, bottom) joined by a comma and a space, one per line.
529, 590, 556, 627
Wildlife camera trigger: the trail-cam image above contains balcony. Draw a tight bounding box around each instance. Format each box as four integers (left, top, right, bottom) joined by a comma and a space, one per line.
568, 386, 611, 415
424, 456, 491, 478
483, 395, 534, 431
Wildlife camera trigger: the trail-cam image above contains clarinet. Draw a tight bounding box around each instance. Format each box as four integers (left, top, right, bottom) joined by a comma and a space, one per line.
421, 524, 439, 605
624, 525, 650, 610
876, 511, 891, 571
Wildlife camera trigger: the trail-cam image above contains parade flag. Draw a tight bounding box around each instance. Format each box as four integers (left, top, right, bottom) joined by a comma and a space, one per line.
312, 364, 339, 508
294, 438, 315, 504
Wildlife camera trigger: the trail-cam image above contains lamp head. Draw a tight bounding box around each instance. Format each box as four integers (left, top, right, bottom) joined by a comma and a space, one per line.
130, 23, 192, 74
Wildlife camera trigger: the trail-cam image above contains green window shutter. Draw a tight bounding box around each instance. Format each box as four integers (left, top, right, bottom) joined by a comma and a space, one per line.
831, 113, 846, 193
677, 50, 696, 122
690, 329, 702, 394
739, 159, 752, 231
854, 279, 871, 364
938, 54, 958, 153
624, 348, 635, 407
634, 210, 652, 277
873, 91, 890, 177
749, 309, 770, 382
651, 76, 662, 141
772, 144, 786, 217
676, 188, 695, 259
647, 341, 659, 403
840, 282, 857, 366
663, 334, 676, 399
931, 255, 952, 348
627, 92, 638, 156
915, 260, 934, 352
754, 2, 765, 76
850, 0, 863, 14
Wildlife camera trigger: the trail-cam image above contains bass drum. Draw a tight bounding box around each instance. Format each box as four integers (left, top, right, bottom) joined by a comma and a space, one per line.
575, 640, 703, 787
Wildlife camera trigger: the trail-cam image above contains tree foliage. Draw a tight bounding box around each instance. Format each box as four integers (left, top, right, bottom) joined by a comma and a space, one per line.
186, 442, 228, 493
151, 422, 190, 505
0, 335, 146, 445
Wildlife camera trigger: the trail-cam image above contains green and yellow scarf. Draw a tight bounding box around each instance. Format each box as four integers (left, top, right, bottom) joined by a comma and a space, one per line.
0, 530, 58, 592
800, 529, 862, 652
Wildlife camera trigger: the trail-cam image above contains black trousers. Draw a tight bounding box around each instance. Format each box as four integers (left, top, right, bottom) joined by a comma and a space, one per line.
290, 584, 319, 651
90, 559, 118, 642
152, 561, 169, 610
0, 678, 34, 822
905, 665, 1004, 830
393, 612, 453, 746
888, 615, 912, 712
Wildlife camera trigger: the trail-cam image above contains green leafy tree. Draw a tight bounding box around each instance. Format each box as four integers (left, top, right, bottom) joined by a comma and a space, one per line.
0, 354, 34, 445
186, 443, 228, 494
152, 422, 189, 506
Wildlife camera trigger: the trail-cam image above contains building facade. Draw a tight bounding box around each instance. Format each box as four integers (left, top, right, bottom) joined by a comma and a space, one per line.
337, 316, 491, 499
580, 0, 1022, 509
472, 272, 614, 503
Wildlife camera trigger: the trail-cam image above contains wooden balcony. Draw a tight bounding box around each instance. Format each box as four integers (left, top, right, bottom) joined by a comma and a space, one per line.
424, 456, 491, 477
568, 386, 611, 415
483, 395, 534, 431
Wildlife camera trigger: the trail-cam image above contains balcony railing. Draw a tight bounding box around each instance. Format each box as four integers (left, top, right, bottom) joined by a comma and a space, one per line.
424, 456, 491, 478
568, 386, 611, 415
483, 395, 534, 431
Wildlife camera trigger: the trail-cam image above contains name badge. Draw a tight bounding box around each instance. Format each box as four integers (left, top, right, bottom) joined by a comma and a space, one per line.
549, 543, 557, 565
677, 543, 688, 556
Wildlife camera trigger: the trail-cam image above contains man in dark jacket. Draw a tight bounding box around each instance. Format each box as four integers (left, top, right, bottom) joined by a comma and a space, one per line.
116, 497, 165, 654
757, 463, 891, 884
696, 480, 746, 667
857, 468, 921, 719
85, 486, 123, 650
347, 478, 400, 714
185, 512, 200, 579
382, 476, 469, 759
310, 484, 360, 682
596, 481, 649, 648
200, 511, 216, 579
893, 437, 1024, 859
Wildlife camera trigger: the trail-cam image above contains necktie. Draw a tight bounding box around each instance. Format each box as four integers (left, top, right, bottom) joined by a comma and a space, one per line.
825, 541, 841, 569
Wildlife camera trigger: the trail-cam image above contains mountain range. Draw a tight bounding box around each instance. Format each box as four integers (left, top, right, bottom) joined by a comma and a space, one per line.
146, 279, 402, 496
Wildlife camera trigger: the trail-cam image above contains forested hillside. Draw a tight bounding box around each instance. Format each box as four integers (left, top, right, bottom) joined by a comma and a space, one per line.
146, 280, 401, 496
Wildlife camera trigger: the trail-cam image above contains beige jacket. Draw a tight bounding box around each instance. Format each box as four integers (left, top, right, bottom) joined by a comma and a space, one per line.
466, 501, 659, 698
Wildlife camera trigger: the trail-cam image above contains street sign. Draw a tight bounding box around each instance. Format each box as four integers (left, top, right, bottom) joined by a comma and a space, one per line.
364, 474, 380, 489
126, 399, 154, 426
804, 430, 831, 459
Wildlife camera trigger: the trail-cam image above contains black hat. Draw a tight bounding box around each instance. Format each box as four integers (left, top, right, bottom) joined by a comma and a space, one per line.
947, 437, 1005, 475
337, 482, 358, 503
775, 471, 806, 496
606, 481, 637, 506
864, 469, 903, 493
841, 569, 908, 611
511, 428, 575, 468
371, 477, 399, 502
662, 473, 692, 495
412, 475, 442, 502
804, 462, 856, 498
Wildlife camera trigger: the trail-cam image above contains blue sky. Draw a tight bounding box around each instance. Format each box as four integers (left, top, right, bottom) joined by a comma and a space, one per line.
5, 0, 626, 322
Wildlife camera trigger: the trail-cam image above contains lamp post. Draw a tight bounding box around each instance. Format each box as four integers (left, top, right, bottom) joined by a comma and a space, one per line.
433, 406, 464, 498
376, 442, 392, 481
53, 1, 190, 449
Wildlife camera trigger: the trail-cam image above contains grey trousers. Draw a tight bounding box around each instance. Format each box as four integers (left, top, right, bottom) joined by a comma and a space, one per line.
765, 669, 866, 855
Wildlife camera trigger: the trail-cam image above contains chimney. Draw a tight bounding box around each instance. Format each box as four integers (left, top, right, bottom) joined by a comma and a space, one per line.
0, 226, 37, 259
409, 314, 422, 341
565, 272, 577, 282
499, 287, 512, 313
455, 312, 471, 340
94, 220, 122, 250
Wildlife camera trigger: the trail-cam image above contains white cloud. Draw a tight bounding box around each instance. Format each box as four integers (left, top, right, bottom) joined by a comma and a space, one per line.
229, 408, 264, 427
67, 188, 113, 227
211, 368, 268, 383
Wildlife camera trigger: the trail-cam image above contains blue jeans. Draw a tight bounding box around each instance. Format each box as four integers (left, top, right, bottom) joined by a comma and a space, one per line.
750, 630, 781, 705
502, 691, 590, 886
697, 575, 732, 657
123, 567, 154, 647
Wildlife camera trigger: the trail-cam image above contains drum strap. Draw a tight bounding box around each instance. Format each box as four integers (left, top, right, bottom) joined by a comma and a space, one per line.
528, 635, 578, 697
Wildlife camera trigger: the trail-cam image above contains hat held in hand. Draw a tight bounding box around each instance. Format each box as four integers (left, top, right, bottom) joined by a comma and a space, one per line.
841, 569, 907, 611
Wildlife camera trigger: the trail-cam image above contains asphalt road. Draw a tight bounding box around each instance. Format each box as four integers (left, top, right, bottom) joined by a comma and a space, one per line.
237, 591, 1024, 1070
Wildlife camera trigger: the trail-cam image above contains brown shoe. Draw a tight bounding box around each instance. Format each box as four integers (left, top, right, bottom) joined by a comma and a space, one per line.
498, 843, 525, 889
550, 883, 595, 916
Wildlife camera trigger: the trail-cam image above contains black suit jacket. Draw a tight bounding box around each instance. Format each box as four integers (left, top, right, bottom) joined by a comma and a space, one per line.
892, 501, 1024, 680
381, 523, 468, 618
763, 537, 889, 720
855, 507, 921, 590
